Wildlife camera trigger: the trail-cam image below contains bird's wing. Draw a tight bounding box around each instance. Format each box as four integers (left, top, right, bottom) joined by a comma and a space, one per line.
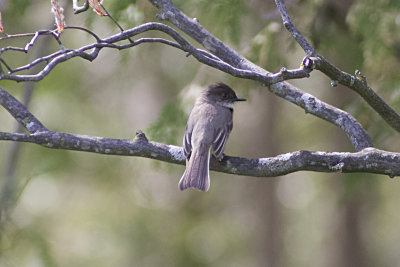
183, 125, 192, 159
212, 121, 233, 159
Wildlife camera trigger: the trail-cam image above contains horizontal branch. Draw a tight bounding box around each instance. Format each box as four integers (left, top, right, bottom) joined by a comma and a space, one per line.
0, 131, 398, 177
0, 85, 396, 178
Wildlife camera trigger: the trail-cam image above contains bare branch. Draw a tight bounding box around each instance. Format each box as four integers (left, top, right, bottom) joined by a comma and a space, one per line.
274, 0, 316, 56
313, 57, 400, 133
0, 0, 397, 178
0, 30, 62, 56
0, 84, 386, 177
0, 1, 379, 154
99, 2, 127, 35
0, 87, 47, 133
147, 0, 372, 151
73, 0, 89, 14
274, 0, 400, 133
0, 23, 311, 85
0, 131, 398, 178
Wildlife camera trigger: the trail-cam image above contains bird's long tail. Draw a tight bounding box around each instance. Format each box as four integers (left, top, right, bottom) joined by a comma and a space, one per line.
179, 144, 210, 192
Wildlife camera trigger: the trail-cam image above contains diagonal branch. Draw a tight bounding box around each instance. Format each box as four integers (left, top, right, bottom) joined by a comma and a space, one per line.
274, 0, 317, 56
274, 0, 400, 133
0, 87, 47, 133
313, 58, 400, 133
147, 0, 372, 151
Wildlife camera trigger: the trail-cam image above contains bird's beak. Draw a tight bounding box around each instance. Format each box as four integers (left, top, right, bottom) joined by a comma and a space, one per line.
235, 97, 247, 101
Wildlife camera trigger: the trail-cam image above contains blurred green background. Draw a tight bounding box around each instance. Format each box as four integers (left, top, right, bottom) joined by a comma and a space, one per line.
0, 0, 400, 266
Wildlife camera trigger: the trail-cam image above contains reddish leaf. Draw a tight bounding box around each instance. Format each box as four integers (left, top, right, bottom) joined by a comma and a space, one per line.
51, 0, 65, 33
0, 11, 3, 33
89, 0, 105, 16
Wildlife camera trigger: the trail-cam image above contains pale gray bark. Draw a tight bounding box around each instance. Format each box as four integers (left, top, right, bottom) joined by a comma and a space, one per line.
0, 0, 399, 178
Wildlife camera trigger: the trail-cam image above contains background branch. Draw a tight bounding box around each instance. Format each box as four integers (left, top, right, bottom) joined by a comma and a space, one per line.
274, 0, 400, 133
0, 23, 309, 85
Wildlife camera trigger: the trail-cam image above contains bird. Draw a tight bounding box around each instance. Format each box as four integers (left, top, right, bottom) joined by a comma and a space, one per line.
179, 82, 246, 191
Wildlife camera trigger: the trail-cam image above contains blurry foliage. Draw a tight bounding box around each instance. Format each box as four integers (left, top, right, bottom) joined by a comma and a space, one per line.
175, 0, 247, 45
294, 0, 400, 148
348, 0, 400, 78
249, 22, 287, 72
8, 0, 31, 16
105, 0, 144, 28
82, 0, 143, 30
347, 0, 400, 146
146, 100, 187, 145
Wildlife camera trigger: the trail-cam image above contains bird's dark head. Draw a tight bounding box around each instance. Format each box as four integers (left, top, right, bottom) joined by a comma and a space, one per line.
202, 83, 246, 108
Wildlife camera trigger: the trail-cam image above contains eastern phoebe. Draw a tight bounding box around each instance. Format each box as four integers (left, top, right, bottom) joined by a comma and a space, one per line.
179, 82, 246, 192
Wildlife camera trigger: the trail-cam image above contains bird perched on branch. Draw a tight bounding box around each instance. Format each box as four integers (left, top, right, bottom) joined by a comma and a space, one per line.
179, 82, 246, 191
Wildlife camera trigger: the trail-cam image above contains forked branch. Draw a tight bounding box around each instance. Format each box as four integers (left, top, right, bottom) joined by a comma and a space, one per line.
1, 0, 399, 178
147, 0, 373, 151
274, 0, 400, 133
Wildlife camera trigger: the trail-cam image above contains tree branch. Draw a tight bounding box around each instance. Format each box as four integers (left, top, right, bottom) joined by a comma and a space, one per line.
0, 87, 47, 133
0, 2, 373, 151
147, 0, 372, 151
274, 0, 400, 133
0, 131, 398, 178
0, 23, 310, 85
274, 0, 317, 56
72, 0, 89, 14
3, 0, 398, 179
0, 85, 397, 178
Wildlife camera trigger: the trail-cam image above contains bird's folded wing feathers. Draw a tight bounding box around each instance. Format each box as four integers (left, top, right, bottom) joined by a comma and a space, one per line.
183, 126, 192, 158
212, 122, 232, 159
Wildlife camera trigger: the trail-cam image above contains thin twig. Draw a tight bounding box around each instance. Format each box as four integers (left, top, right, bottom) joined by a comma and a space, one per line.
274, 0, 317, 56
99, 2, 134, 44
24, 31, 41, 51
100, 3, 123, 33
73, 0, 89, 14
0, 23, 310, 86
65, 26, 102, 42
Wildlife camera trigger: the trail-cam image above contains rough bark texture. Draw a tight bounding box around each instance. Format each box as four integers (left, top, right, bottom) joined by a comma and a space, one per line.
0, 0, 399, 178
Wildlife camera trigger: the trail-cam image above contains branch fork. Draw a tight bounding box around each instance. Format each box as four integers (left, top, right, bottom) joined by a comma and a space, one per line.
0, 0, 399, 178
